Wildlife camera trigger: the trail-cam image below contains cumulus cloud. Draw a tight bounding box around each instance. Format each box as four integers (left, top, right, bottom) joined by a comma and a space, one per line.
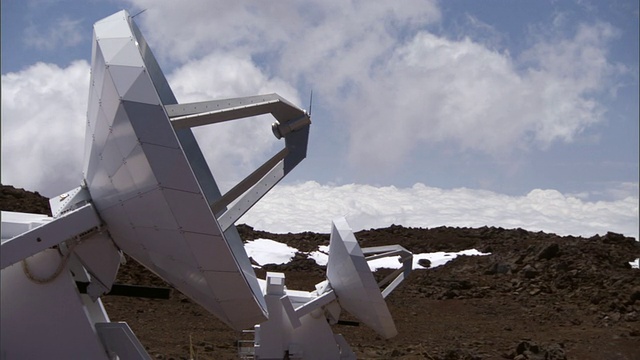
124, 0, 626, 175
24, 17, 84, 51
127, 0, 441, 67
239, 182, 639, 241
1, 61, 89, 196
168, 52, 302, 191
343, 22, 621, 169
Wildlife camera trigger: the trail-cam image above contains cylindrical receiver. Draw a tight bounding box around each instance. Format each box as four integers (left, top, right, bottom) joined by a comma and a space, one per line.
271, 115, 311, 139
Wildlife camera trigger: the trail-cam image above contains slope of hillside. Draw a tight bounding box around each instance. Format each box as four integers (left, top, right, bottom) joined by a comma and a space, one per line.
2, 185, 639, 359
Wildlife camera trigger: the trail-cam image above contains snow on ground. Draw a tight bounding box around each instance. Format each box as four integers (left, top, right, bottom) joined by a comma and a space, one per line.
244, 239, 298, 265
307, 245, 330, 266
631, 258, 639, 269
246, 240, 490, 271
367, 249, 491, 271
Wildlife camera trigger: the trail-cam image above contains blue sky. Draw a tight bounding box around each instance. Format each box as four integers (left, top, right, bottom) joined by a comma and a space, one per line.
2, 1, 638, 238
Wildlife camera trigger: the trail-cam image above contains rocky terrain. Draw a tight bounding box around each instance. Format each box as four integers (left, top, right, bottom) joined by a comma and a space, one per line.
2, 184, 639, 359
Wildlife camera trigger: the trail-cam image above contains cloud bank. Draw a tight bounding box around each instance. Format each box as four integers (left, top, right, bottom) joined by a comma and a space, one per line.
239, 182, 639, 241
343, 22, 620, 169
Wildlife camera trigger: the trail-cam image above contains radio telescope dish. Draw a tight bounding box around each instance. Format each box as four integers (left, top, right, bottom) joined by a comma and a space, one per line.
252, 217, 412, 358
83, 10, 310, 330
327, 217, 401, 339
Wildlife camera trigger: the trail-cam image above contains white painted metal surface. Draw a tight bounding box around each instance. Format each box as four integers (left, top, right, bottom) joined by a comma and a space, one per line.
0, 211, 51, 242
84, 10, 270, 330
1, 249, 110, 359
327, 217, 399, 339
95, 322, 152, 359
166, 93, 310, 230
1, 205, 101, 270
253, 272, 355, 360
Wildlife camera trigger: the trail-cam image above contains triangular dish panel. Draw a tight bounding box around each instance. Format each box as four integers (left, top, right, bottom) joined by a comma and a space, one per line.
105, 39, 145, 67
121, 71, 162, 105
94, 12, 134, 39
107, 65, 146, 99
96, 37, 137, 66
83, 10, 267, 330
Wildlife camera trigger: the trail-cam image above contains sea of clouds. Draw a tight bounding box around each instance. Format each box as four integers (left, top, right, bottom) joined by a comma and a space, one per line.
239, 181, 639, 241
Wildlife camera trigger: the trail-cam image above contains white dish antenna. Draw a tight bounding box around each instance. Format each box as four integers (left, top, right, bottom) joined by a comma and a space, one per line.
253, 217, 412, 359
327, 218, 405, 338
83, 10, 310, 330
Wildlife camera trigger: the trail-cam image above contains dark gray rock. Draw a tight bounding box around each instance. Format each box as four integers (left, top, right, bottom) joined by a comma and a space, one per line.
537, 243, 560, 260
521, 265, 539, 279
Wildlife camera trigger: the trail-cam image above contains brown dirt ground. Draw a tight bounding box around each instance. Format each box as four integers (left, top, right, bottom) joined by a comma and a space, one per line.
2, 185, 639, 359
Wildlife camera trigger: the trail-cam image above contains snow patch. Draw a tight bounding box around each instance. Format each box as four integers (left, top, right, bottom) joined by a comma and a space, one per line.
244, 239, 298, 265
245, 240, 491, 271
367, 249, 491, 271
307, 245, 330, 266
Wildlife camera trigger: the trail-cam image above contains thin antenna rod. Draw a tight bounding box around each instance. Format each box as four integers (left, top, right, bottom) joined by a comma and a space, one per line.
132, 9, 147, 18
308, 90, 313, 116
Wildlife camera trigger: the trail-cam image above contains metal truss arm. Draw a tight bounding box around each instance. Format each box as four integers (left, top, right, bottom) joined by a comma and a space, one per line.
166, 93, 310, 132
215, 150, 289, 231
211, 148, 288, 216
280, 290, 337, 329
167, 93, 311, 231
362, 245, 413, 299
1, 204, 102, 269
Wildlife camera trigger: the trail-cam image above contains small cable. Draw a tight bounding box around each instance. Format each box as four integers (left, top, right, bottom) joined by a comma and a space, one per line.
22, 240, 80, 284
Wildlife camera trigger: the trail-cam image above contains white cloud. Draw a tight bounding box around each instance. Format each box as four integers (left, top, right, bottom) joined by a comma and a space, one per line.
603, 182, 640, 201
24, 17, 84, 51
239, 182, 639, 241
167, 52, 302, 192
126, 0, 625, 176
343, 22, 622, 169
1, 61, 89, 196
128, 0, 441, 67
